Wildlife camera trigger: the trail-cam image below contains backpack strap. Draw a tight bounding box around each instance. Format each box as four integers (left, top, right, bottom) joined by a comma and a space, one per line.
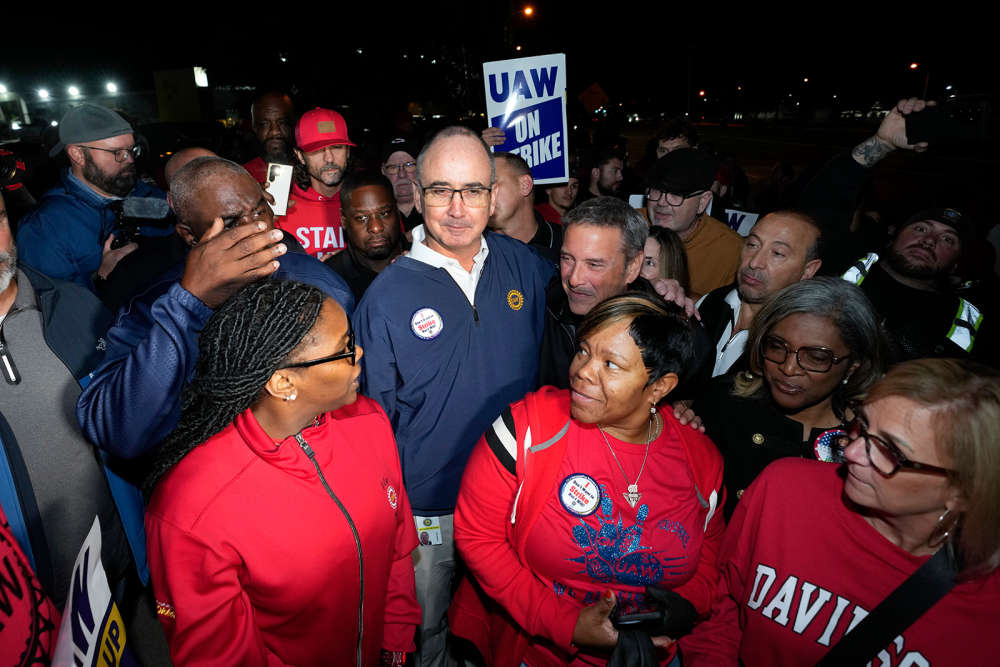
816, 546, 956, 666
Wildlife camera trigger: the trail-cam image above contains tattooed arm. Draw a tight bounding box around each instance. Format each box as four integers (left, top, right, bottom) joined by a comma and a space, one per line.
851, 97, 936, 167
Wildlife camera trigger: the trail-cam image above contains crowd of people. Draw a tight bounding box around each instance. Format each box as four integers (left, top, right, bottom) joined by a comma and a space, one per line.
1, 86, 998, 667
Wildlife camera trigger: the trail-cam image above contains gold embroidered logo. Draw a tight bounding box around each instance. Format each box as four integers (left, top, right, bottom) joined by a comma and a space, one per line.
507, 289, 524, 311
317, 120, 337, 133
156, 600, 176, 619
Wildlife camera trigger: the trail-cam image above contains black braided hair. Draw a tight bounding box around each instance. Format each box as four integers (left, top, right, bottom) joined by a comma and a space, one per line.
144, 280, 326, 494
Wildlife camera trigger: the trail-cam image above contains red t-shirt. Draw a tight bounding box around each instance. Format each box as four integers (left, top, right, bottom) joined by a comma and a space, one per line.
275, 184, 344, 260
681, 459, 1000, 666
522, 426, 706, 666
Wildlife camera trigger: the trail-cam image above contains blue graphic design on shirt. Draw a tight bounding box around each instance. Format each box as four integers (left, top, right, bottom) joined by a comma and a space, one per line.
569, 485, 686, 586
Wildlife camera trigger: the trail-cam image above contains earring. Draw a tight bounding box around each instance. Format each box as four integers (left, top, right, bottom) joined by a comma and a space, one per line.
842, 376, 850, 385
284, 392, 297, 402
650, 405, 656, 415
928, 507, 957, 548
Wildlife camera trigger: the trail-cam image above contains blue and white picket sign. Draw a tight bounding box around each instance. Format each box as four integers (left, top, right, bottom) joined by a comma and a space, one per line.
483, 53, 569, 184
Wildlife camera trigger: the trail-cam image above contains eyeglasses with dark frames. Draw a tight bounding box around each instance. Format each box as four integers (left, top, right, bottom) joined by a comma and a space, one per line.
420, 185, 493, 208
282, 329, 356, 368
80, 144, 143, 163
837, 408, 954, 477
646, 188, 706, 207
761, 335, 850, 373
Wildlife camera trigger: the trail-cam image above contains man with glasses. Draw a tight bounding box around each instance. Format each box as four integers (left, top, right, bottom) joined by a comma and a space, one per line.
381, 136, 423, 236
355, 126, 554, 666
17, 104, 167, 291
78, 156, 353, 463
644, 148, 742, 298
278, 108, 355, 259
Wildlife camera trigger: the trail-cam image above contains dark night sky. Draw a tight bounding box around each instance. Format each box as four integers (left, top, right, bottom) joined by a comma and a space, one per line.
3, 8, 995, 119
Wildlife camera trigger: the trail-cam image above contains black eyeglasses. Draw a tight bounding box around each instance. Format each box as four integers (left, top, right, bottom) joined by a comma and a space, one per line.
283, 329, 356, 368
383, 161, 416, 175
837, 412, 953, 477
80, 144, 142, 162
646, 188, 705, 206
762, 335, 850, 373
420, 185, 493, 208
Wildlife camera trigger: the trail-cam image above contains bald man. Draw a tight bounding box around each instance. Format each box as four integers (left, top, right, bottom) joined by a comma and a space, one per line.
165, 147, 216, 185
244, 92, 296, 183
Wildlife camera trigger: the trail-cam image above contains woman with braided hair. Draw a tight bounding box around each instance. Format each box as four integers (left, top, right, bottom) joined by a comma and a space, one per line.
144, 279, 421, 667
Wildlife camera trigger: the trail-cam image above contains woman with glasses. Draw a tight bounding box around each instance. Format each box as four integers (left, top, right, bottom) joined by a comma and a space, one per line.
696, 277, 887, 518
144, 280, 420, 666
681, 358, 1000, 666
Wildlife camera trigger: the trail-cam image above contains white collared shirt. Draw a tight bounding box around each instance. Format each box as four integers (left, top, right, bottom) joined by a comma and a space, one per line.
696, 287, 749, 377
408, 224, 490, 305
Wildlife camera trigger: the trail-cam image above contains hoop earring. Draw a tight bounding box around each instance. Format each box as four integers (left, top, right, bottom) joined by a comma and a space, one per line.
928, 507, 958, 549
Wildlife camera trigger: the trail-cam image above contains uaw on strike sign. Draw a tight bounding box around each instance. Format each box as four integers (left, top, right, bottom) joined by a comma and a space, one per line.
483, 53, 569, 184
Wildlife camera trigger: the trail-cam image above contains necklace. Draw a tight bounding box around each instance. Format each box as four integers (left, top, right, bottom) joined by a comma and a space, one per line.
598, 412, 659, 509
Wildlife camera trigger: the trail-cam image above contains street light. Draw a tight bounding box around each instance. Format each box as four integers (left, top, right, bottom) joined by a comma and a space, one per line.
523, 5, 534, 16
68, 85, 80, 97
909, 62, 919, 70
0, 83, 6, 94
106, 81, 118, 94
38, 89, 50, 100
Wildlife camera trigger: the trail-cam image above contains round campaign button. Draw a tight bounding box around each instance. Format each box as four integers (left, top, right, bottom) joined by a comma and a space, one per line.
814, 428, 847, 463
559, 473, 601, 516
410, 308, 444, 340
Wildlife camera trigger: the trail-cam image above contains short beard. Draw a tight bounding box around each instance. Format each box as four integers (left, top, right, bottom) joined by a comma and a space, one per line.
0, 244, 17, 293
82, 150, 136, 197
884, 245, 939, 280
597, 181, 620, 196
313, 163, 345, 188
364, 243, 395, 261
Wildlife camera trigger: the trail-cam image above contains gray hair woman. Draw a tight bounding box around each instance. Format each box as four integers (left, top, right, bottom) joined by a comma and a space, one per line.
697, 277, 887, 518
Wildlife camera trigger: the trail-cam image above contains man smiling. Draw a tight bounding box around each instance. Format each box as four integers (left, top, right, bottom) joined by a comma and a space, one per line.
354, 126, 554, 666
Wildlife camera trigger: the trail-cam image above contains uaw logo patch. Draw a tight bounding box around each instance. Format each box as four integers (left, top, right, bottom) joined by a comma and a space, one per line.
507, 289, 524, 311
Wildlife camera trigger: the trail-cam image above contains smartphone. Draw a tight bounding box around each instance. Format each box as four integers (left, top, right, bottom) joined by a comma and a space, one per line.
266, 163, 294, 216
905, 106, 965, 145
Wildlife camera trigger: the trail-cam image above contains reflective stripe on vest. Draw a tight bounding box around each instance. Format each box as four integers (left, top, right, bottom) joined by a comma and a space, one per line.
947, 298, 983, 353
842, 253, 879, 285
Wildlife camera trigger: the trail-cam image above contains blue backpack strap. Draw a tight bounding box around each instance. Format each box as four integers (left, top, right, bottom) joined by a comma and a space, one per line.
0, 412, 56, 594
78, 374, 150, 585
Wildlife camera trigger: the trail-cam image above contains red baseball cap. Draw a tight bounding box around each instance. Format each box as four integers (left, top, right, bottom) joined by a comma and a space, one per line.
295, 108, 356, 152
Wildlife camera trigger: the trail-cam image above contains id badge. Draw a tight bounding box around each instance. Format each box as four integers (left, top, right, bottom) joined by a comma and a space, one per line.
413, 515, 444, 546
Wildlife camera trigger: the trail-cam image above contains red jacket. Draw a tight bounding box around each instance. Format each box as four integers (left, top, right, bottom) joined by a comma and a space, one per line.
146, 396, 420, 666
451, 387, 724, 666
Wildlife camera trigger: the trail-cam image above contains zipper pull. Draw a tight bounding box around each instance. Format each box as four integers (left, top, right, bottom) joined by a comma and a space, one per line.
0, 339, 21, 385
472, 304, 479, 326
294, 433, 315, 458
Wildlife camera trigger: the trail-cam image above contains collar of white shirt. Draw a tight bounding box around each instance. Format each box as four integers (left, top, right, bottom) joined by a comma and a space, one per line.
408, 224, 490, 305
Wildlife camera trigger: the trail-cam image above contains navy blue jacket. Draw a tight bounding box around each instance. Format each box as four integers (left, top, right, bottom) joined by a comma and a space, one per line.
16, 170, 168, 290
354, 233, 554, 513
76, 252, 354, 459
